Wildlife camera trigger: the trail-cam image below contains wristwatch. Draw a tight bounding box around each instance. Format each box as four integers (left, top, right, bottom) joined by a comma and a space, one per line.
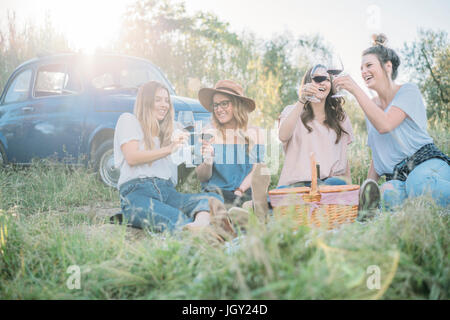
234, 187, 244, 195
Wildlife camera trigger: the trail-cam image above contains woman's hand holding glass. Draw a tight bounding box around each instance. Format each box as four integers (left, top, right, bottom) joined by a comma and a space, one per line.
169, 130, 190, 154
199, 135, 215, 164
298, 82, 321, 104
332, 74, 359, 96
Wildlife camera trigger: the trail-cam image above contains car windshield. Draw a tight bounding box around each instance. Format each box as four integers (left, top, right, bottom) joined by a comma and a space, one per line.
84, 58, 174, 94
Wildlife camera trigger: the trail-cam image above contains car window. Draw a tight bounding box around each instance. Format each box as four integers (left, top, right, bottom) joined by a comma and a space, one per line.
4, 69, 32, 104
92, 72, 114, 89
34, 64, 82, 97
90, 64, 170, 91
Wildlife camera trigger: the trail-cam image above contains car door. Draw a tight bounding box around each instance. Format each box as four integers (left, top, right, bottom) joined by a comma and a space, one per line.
0, 67, 34, 163
21, 62, 87, 163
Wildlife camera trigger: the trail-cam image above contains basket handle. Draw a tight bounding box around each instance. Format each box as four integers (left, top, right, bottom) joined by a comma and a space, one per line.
310, 152, 319, 195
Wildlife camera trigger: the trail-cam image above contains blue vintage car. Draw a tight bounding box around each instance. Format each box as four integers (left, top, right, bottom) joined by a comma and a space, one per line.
0, 53, 211, 187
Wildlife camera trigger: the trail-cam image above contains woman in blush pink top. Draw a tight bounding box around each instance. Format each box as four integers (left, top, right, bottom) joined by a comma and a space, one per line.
277, 64, 354, 188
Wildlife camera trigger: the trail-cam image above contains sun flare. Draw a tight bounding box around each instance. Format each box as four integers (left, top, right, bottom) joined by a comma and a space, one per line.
42, 0, 130, 53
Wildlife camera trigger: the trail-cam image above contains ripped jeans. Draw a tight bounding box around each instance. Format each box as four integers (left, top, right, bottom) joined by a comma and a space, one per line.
381, 158, 450, 210
119, 177, 223, 232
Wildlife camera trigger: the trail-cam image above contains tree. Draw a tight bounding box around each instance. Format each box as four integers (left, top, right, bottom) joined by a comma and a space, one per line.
116, 0, 257, 98
0, 11, 70, 93
402, 29, 449, 124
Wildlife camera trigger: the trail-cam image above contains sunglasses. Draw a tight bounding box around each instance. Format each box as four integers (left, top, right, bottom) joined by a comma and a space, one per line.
312, 75, 330, 83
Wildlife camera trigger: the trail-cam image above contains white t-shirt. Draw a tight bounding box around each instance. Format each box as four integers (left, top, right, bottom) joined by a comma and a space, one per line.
366, 83, 433, 175
114, 113, 178, 189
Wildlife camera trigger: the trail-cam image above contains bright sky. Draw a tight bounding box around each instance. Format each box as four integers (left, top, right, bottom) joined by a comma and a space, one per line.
1, 0, 449, 89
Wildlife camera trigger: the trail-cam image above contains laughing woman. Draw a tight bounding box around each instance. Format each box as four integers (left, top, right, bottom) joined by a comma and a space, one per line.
113, 81, 235, 237
277, 64, 354, 189
333, 34, 450, 209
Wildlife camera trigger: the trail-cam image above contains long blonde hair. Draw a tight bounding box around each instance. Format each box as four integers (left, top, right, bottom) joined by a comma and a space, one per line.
133, 81, 174, 150
211, 93, 253, 151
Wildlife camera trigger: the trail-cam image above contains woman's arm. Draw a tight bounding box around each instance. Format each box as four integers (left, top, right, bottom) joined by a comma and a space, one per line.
353, 88, 407, 134
367, 159, 380, 182
278, 101, 304, 142
333, 76, 407, 134
195, 162, 213, 182
195, 137, 214, 182
279, 82, 321, 142
121, 141, 171, 166
234, 164, 256, 196
121, 133, 187, 167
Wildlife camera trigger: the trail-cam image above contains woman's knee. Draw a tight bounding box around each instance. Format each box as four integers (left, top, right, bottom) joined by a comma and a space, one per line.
381, 180, 406, 210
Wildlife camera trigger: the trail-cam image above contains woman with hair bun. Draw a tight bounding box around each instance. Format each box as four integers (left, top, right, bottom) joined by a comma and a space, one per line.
334, 34, 450, 210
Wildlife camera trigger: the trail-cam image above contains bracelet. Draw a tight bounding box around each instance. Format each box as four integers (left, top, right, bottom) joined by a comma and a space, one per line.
235, 187, 244, 194
298, 98, 307, 105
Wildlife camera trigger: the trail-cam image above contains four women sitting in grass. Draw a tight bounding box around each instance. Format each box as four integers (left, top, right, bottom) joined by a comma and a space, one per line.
113, 34, 449, 236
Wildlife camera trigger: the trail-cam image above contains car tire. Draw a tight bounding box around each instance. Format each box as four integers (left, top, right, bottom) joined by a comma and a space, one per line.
93, 139, 120, 188
0, 143, 7, 167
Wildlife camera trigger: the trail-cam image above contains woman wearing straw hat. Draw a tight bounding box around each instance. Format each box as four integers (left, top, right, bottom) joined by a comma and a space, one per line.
113, 81, 236, 240
196, 80, 270, 217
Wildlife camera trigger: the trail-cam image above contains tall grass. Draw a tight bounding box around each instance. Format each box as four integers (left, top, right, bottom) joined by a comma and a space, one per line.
0, 119, 448, 300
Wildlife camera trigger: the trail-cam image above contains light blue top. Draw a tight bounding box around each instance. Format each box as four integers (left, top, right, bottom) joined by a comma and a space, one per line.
366, 83, 433, 176
201, 144, 265, 192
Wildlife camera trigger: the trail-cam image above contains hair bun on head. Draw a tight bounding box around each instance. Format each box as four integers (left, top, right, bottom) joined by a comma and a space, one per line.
372, 33, 388, 47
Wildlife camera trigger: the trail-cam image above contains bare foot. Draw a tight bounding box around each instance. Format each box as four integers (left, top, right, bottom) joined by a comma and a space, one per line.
184, 211, 211, 232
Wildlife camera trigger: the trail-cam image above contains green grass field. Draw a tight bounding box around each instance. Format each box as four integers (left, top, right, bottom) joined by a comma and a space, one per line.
0, 116, 448, 300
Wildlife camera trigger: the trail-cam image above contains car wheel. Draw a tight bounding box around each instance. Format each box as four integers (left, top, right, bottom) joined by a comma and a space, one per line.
0, 144, 6, 167
93, 139, 120, 188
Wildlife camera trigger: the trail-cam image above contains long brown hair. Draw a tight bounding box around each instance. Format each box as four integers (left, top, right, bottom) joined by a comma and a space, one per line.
300, 67, 348, 144
133, 81, 174, 150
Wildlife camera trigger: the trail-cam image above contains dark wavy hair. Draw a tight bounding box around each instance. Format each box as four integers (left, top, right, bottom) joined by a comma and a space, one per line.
300, 66, 349, 144
362, 33, 401, 80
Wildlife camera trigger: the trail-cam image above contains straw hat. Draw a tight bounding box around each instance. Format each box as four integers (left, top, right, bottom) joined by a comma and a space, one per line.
198, 79, 256, 113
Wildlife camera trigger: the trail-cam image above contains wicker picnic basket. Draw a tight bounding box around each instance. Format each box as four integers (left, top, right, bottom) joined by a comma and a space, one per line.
268, 153, 360, 230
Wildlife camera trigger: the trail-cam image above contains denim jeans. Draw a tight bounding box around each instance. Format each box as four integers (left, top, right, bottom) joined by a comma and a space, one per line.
381, 158, 450, 210
119, 177, 223, 232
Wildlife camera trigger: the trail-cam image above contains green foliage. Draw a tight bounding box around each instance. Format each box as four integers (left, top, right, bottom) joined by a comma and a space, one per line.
116, 0, 258, 98
0, 12, 70, 93
0, 163, 448, 299
0, 124, 448, 299
402, 29, 449, 124
115, 0, 332, 126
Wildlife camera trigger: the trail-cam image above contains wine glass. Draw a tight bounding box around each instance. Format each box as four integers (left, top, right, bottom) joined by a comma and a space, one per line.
177, 110, 195, 132
176, 110, 195, 167
327, 54, 345, 98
